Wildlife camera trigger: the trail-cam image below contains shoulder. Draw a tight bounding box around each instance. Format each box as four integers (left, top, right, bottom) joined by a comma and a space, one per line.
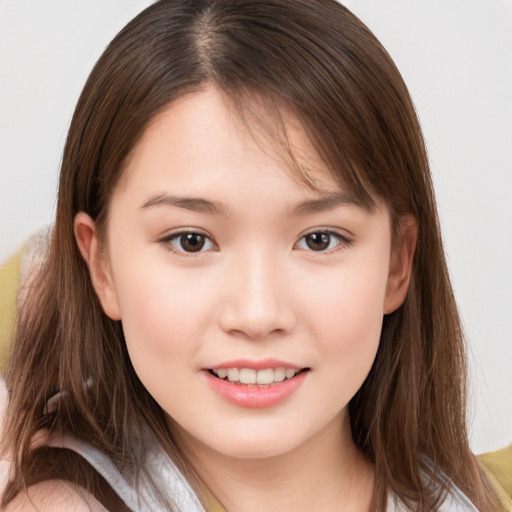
4, 480, 109, 512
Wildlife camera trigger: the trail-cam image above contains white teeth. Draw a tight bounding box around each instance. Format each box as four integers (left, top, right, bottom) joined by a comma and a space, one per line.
274, 367, 286, 382
256, 368, 274, 385
227, 368, 239, 382
239, 368, 257, 384
285, 369, 297, 379
216, 368, 228, 379
213, 366, 303, 385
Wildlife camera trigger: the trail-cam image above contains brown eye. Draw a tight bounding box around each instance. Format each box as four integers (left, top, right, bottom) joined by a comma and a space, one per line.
180, 233, 206, 252
165, 231, 215, 253
305, 232, 331, 251
295, 231, 348, 252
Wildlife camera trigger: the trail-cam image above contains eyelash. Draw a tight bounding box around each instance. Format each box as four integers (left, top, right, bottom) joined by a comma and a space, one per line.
158, 229, 216, 255
294, 229, 353, 253
158, 229, 352, 256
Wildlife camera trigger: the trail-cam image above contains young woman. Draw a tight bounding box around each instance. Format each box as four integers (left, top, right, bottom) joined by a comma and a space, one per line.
1, 1, 504, 510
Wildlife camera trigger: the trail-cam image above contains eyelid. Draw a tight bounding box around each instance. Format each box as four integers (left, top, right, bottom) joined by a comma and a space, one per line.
157, 228, 218, 255
294, 228, 353, 253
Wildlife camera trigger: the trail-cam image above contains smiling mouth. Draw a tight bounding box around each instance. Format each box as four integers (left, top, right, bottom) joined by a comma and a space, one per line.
208, 367, 310, 386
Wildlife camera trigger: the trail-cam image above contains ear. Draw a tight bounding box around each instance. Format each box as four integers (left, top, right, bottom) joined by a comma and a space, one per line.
74, 212, 122, 320
384, 216, 418, 314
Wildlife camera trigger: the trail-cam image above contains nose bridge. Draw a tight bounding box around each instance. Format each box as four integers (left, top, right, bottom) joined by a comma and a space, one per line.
219, 244, 294, 338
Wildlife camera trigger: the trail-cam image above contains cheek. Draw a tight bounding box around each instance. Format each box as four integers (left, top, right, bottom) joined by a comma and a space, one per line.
111, 256, 215, 360
111, 262, 215, 410
301, 260, 388, 370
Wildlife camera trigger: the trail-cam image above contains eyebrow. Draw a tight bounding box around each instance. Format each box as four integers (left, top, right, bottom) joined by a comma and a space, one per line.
140, 194, 229, 216
293, 192, 363, 215
140, 191, 363, 216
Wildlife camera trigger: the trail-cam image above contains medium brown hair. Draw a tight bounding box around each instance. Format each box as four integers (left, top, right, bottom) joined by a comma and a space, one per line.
1, 1, 501, 510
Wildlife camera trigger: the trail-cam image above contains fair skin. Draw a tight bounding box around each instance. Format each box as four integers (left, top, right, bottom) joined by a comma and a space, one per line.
5, 481, 107, 512
9, 86, 416, 511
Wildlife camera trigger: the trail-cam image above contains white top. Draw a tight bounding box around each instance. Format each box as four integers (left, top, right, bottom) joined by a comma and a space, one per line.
47, 433, 204, 512
46, 432, 478, 512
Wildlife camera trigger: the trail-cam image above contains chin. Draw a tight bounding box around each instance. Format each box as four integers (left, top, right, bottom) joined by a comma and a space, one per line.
215, 440, 297, 460
205, 426, 307, 460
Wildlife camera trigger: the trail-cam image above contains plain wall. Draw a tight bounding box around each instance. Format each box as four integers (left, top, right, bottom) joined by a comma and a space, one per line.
1, 0, 511, 455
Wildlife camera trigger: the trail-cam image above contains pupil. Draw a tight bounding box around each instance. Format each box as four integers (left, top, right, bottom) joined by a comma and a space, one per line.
181, 233, 205, 252
306, 232, 330, 251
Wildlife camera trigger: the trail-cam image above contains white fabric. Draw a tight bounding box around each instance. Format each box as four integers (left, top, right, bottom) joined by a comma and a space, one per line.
46, 433, 205, 512
389, 489, 479, 511
49, 430, 478, 512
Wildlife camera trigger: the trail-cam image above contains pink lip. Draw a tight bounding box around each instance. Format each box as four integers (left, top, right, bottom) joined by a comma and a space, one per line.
209, 359, 302, 371
203, 368, 308, 409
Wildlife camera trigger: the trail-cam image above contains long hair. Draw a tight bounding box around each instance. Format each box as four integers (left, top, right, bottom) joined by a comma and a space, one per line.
1, 1, 501, 510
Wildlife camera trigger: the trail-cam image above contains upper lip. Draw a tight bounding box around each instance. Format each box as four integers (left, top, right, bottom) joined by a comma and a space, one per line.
207, 359, 307, 371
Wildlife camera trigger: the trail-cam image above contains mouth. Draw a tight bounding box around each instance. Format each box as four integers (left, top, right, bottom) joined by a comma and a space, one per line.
207, 367, 310, 387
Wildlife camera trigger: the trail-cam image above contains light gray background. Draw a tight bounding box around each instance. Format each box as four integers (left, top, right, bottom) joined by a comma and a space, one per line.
1, 0, 511, 455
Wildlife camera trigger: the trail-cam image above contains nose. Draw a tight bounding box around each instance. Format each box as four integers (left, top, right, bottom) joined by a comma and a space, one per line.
218, 252, 296, 340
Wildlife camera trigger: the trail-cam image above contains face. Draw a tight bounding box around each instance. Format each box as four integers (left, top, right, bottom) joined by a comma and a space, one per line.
78, 86, 412, 462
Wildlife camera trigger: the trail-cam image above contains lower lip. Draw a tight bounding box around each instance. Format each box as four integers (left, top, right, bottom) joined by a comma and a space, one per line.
204, 370, 307, 409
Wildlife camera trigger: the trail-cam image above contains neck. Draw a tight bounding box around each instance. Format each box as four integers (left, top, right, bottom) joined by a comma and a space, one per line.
182, 412, 375, 512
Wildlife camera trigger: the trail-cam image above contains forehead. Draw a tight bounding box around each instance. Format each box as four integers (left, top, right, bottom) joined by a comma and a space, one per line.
116, 86, 360, 201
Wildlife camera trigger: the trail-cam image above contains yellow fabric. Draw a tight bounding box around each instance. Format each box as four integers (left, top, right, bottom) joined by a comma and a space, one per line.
478, 446, 512, 509
206, 497, 227, 512
0, 251, 22, 371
